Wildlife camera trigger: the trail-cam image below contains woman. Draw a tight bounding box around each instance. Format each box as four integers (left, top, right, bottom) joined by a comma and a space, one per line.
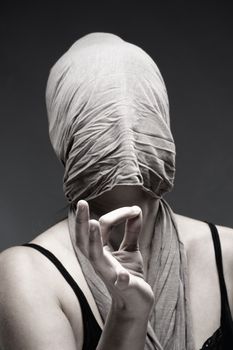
0, 32, 233, 350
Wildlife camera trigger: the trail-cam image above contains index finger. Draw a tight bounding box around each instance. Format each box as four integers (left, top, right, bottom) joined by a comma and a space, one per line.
74, 200, 90, 255
99, 206, 141, 245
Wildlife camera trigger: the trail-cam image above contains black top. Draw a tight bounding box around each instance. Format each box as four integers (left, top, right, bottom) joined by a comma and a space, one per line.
21, 221, 233, 349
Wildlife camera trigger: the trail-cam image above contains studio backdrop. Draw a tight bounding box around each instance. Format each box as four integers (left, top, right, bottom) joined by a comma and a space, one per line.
0, 1, 233, 251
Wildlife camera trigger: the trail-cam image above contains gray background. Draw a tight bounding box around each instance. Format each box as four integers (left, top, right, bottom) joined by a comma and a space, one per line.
1, 1, 233, 252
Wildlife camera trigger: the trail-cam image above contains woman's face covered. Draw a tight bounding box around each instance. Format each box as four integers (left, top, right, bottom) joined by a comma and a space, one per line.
45, 32, 176, 206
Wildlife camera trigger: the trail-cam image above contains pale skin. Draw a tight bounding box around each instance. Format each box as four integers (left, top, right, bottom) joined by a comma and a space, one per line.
0, 185, 233, 349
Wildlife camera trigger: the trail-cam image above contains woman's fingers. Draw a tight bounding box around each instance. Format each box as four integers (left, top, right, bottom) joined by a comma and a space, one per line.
74, 200, 147, 298
99, 206, 142, 246
75, 200, 142, 258
88, 219, 104, 262
75, 200, 90, 256
75, 200, 111, 262
119, 207, 142, 251
88, 221, 130, 287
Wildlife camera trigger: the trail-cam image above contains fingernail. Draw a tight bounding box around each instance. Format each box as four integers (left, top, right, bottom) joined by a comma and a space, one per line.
132, 206, 141, 214
77, 200, 83, 211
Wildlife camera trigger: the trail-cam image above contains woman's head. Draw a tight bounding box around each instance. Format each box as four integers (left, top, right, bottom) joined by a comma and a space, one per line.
45, 32, 176, 207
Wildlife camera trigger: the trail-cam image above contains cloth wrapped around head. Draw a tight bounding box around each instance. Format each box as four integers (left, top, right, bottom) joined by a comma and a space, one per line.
46, 32, 175, 206
46, 32, 194, 349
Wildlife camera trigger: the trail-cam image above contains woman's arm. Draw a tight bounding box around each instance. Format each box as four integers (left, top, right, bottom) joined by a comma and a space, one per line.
0, 247, 79, 350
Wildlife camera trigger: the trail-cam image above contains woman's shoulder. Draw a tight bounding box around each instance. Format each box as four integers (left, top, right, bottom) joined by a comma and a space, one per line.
173, 212, 233, 271
0, 218, 83, 321
0, 221, 66, 291
174, 213, 233, 325
174, 212, 233, 244
0, 218, 72, 299
0, 218, 102, 329
0, 219, 83, 350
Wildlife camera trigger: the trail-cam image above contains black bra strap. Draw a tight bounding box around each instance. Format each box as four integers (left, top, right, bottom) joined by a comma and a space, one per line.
204, 222, 233, 329
21, 242, 102, 348
21, 243, 94, 313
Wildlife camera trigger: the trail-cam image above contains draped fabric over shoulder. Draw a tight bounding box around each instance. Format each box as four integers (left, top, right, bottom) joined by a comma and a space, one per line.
45, 32, 195, 349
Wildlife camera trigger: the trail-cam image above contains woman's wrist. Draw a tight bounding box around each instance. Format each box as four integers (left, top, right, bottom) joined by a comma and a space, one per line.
97, 300, 150, 350
111, 295, 152, 321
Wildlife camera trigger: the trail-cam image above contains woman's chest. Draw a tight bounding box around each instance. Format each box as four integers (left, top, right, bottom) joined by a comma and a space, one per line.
51, 218, 233, 350
58, 246, 229, 350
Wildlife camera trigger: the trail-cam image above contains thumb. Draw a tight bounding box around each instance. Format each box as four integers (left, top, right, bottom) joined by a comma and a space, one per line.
119, 206, 142, 251
114, 269, 130, 290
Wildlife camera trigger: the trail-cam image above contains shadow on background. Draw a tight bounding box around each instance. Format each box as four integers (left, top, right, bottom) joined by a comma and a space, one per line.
1, 1, 233, 251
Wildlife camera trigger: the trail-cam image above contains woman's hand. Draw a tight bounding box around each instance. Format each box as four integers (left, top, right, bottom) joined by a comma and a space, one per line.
74, 200, 154, 317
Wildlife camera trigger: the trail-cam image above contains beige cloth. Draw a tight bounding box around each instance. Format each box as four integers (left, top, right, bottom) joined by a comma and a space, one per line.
45, 32, 195, 349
